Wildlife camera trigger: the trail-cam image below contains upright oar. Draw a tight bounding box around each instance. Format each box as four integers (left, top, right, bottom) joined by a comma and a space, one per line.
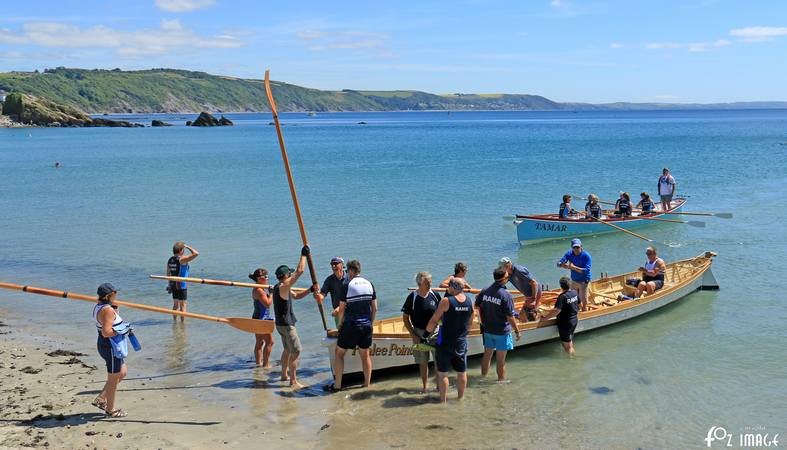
264, 70, 327, 331
0, 282, 274, 335
149, 275, 308, 292
588, 216, 654, 242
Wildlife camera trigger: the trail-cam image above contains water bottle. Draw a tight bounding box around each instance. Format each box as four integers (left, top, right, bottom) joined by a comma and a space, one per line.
128, 331, 142, 352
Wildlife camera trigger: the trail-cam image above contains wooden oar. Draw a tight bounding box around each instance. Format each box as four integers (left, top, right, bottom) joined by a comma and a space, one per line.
408, 286, 523, 295
0, 282, 274, 335
264, 70, 327, 331
149, 275, 308, 292
588, 216, 654, 242
635, 215, 706, 227
648, 210, 732, 219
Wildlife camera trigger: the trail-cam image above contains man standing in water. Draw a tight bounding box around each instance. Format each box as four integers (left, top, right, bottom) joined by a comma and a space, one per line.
167, 242, 199, 322
498, 257, 542, 321
313, 257, 349, 328
424, 277, 474, 403
657, 167, 676, 211
476, 268, 521, 382
331, 259, 377, 391
272, 246, 313, 389
558, 238, 592, 311
402, 271, 441, 393
539, 277, 580, 356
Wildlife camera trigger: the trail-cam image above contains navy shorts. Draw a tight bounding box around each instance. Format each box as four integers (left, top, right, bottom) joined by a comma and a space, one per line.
557, 319, 577, 343
172, 289, 187, 301
97, 335, 124, 374
337, 324, 372, 350
436, 340, 468, 373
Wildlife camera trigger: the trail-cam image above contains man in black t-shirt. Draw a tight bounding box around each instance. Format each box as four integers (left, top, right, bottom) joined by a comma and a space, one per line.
401, 271, 441, 393
313, 256, 349, 329
540, 277, 580, 356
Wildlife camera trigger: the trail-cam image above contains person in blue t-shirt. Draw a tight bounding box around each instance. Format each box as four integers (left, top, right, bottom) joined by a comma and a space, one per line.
559, 194, 577, 219
475, 268, 521, 382
557, 238, 592, 311
540, 277, 580, 356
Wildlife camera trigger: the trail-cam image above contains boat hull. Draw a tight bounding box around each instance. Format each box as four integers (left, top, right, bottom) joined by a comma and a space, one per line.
515, 199, 685, 244
321, 252, 715, 376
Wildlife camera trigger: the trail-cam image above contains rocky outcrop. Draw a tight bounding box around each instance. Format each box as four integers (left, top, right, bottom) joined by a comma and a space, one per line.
1, 93, 143, 127
190, 112, 233, 126
87, 118, 144, 128
151, 120, 173, 127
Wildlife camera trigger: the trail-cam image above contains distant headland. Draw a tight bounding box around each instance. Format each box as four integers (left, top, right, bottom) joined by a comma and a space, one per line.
1, 67, 786, 115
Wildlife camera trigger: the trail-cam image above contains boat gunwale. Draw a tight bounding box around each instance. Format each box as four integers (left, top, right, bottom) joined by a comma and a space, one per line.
515, 198, 686, 223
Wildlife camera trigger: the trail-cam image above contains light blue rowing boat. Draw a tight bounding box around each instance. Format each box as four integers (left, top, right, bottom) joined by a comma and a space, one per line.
515, 198, 686, 245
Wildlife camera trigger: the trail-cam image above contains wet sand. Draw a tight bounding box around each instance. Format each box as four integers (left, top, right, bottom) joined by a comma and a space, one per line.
0, 314, 318, 450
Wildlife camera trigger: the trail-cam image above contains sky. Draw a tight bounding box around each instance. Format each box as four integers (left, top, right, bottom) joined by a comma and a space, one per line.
1, 0, 786, 103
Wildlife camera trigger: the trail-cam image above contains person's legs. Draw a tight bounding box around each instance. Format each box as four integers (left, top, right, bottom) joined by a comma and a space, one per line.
180, 300, 186, 322
567, 340, 575, 356
495, 350, 508, 381
418, 362, 429, 392
104, 363, 127, 413
334, 347, 347, 389
254, 334, 264, 367
481, 347, 495, 377
288, 350, 301, 388
359, 348, 372, 387
280, 348, 290, 381
262, 334, 274, 368
636, 281, 647, 297
456, 372, 467, 400
437, 371, 449, 403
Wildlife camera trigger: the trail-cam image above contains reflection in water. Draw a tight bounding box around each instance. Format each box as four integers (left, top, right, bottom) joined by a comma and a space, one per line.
165, 321, 189, 372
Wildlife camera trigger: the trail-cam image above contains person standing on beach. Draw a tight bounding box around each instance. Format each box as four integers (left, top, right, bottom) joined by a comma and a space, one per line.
249, 268, 274, 368
539, 277, 580, 356
558, 238, 592, 311
272, 246, 312, 389
657, 168, 676, 211
402, 271, 441, 393
498, 257, 542, 321
166, 242, 199, 322
313, 257, 349, 328
476, 268, 521, 382
92, 283, 128, 418
439, 262, 472, 290
331, 259, 377, 391
423, 277, 474, 403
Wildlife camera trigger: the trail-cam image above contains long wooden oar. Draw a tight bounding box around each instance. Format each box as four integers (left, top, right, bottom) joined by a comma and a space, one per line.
149, 275, 308, 293
648, 210, 733, 219
588, 216, 654, 242
635, 215, 705, 227
407, 286, 523, 295
0, 282, 274, 335
264, 70, 327, 331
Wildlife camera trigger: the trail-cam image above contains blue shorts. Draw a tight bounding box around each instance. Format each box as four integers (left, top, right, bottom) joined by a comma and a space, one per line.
436, 340, 468, 373
483, 332, 513, 351
97, 335, 124, 374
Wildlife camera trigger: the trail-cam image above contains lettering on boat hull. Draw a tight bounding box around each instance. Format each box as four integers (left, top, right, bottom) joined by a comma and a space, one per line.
534, 223, 568, 232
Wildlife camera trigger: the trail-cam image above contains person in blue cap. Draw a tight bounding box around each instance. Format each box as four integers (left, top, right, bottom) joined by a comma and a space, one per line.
313, 256, 349, 328
557, 238, 592, 311
92, 283, 129, 418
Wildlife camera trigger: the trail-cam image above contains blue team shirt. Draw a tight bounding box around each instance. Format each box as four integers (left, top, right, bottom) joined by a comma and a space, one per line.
342, 277, 376, 327
558, 250, 592, 283
476, 282, 515, 335
508, 264, 536, 297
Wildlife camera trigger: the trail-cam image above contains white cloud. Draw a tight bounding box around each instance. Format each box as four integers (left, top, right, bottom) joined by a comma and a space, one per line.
295, 29, 392, 56
645, 39, 730, 52
646, 42, 683, 49
0, 20, 243, 57
609, 43, 624, 49
154, 0, 215, 13
729, 26, 787, 43
548, 0, 578, 16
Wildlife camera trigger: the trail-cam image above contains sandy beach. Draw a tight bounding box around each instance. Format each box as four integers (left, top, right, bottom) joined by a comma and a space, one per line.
0, 311, 319, 450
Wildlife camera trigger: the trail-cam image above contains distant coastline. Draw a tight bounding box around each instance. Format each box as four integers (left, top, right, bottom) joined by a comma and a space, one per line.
1, 67, 786, 115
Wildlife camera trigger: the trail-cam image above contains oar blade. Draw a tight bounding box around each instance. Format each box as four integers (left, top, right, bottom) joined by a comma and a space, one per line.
715, 213, 733, 219
226, 318, 275, 335
502, 215, 516, 221
687, 220, 706, 228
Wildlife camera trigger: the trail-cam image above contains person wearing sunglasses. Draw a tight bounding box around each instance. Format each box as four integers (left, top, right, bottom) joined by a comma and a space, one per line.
249, 268, 274, 368
313, 257, 350, 328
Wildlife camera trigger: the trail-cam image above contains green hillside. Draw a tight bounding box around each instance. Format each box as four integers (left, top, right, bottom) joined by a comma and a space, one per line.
0, 67, 568, 113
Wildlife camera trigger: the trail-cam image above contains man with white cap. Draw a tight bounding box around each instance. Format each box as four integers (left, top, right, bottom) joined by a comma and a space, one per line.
498, 257, 541, 321
557, 238, 592, 311
314, 256, 349, 328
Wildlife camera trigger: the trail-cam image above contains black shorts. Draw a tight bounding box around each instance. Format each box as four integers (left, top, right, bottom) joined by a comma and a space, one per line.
557, 319, 577, 343
337, 324, 372, 350
436, 340, 468, 373
172, 289, 187, 301
97, 336, 124, 374
652, 279, 664, 290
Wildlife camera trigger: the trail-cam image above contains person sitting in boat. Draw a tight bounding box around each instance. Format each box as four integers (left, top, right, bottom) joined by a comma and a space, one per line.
636, 247, 667, 297
439, 262, 472, 290
559, 194, 578, 219
614, 192, 633, 217
584, 194, 602, 219
637, 192, 655, 215
538, 277, 579, 357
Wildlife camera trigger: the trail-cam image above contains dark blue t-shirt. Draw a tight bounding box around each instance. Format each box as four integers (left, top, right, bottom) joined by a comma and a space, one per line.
320, 273, 349, 309
341, 277, 376, 328
438, 294, 474, 347
401, 290, 441, 330
508, 264, 536, 297
554, 289, 580, 325
558, 250, 592, 283
476, 282, 514, 335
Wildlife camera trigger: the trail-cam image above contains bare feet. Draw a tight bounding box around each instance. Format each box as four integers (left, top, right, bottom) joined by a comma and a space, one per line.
291, 381, 306, 390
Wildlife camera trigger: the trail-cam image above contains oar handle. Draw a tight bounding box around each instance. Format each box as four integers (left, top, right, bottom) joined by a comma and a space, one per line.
589, 216, 653, 242
0, 282, 230, 323
407, 286, 524, 296
149, 275, 309, 292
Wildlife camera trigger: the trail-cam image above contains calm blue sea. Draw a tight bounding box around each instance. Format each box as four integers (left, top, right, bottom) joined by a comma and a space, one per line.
1, 110, 785, 447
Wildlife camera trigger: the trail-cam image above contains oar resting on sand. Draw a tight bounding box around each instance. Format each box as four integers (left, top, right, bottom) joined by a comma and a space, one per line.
0, 282, 274, 335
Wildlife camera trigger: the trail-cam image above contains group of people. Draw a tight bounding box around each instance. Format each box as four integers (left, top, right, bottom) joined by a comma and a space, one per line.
558, 168, 677, 219
89, 236, 669, 412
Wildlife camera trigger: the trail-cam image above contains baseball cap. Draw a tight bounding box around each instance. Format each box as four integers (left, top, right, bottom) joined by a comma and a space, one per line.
97, 283, 117, 297
275, 265, 293, 279
330, 257, 344, 265
571, 238, 582, 248
498, 257, 512, 267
